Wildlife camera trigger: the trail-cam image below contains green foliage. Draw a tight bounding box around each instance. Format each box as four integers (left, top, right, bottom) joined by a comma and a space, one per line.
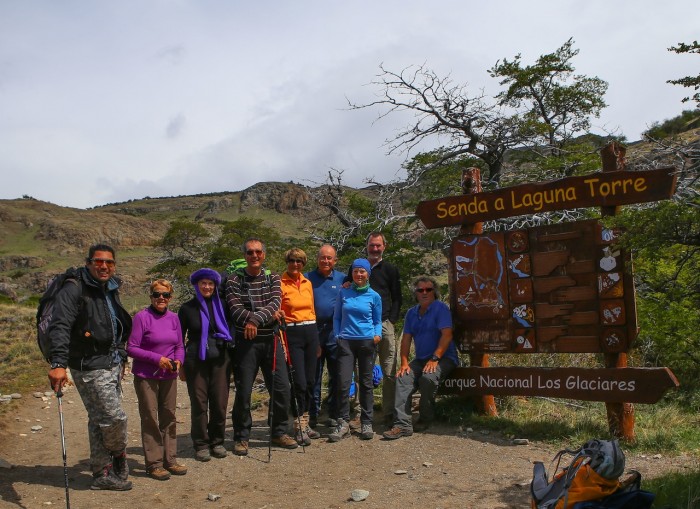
668, 40, 700, 106
149, 217, 316, 302
643, 109, 700, 139
9, 269, 27, 279
346, 192, 376, 216
435, 396, 700, 454
403, 150, 476, 200
211, 217, 284, 269
646, 468, 700, 509
490, 38, 608, 154
609, 201, 700, 405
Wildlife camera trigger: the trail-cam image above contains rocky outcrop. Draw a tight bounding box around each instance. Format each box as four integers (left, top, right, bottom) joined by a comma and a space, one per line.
194, 196, 237, 220
239, 182, 312, 213
0, 256, 46, 272
35, 214, 165, 249
0, 283, 18, 301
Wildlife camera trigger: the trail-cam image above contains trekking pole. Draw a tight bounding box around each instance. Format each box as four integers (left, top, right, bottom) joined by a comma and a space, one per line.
56, 388, 71, 509
279, 318, 305, 453
268, 327, 278, 463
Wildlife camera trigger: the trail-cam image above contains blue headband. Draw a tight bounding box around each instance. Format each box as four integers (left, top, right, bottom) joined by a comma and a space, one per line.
351, 258, 371, 275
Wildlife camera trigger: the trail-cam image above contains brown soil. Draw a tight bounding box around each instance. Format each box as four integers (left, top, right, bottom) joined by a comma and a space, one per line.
0, 376, 694, 509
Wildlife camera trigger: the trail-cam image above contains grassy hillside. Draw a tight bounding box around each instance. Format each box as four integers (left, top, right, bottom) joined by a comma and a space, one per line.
0, 182, 340, 301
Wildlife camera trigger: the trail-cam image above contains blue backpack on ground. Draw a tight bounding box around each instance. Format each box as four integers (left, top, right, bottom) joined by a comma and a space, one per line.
348, 365, 383, 398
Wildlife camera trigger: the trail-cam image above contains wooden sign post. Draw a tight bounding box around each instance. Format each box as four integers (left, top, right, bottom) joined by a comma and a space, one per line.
600, 142, 635, 441
418, 142, 679, 441
454, 168, 497, 416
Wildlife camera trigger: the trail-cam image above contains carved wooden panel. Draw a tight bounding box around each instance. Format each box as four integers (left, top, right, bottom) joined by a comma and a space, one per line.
451, 219, 638, 353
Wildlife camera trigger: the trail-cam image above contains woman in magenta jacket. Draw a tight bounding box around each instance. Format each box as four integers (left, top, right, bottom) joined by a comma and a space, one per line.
127, 279, 186, 481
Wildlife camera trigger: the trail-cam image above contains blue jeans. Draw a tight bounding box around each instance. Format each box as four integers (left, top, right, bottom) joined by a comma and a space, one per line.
310, 320, 338, 419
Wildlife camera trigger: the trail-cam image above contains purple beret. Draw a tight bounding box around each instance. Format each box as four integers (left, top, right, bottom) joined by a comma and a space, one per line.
189, 268, 221, 286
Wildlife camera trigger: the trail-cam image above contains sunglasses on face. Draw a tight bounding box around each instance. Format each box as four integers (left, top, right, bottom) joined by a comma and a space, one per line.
151, 292, 172, 299
287, 258, 305, 265
245, 249, 263, 256
415, 288, 434, 294
90, 258, 115, 266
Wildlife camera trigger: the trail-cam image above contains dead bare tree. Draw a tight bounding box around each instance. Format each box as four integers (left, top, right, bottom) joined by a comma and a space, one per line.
347, 64, 523, 185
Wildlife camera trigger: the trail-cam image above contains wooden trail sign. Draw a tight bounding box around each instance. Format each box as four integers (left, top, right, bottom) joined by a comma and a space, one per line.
423, 143, 678, 440
416, 167, 677, 228
439, 366, 679, 404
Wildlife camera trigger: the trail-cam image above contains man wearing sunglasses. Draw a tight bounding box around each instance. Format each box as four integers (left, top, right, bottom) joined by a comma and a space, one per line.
47, 244, 133, 490
383, 276, 458, 440
225, 238, 297, 454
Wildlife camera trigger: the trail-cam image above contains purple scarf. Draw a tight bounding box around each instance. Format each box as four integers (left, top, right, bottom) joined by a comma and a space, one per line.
190, 268, 232, 360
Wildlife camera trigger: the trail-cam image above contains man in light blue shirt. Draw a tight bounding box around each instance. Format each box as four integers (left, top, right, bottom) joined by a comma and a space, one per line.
305, 244, 345, 427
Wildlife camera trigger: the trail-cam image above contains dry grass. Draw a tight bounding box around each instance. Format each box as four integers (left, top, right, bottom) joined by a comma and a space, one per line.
0, 303, 48, 404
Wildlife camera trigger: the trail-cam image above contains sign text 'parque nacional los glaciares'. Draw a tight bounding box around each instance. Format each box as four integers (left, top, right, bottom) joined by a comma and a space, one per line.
439, 367, 678, 404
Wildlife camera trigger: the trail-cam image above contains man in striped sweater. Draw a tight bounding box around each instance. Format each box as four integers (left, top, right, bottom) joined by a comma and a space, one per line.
225, 238, 297, 456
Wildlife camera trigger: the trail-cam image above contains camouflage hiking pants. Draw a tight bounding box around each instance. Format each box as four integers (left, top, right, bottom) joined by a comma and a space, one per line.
71, 364, 128, 474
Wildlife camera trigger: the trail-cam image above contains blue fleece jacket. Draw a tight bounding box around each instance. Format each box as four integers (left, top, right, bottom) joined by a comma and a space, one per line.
333, 286, 382, 340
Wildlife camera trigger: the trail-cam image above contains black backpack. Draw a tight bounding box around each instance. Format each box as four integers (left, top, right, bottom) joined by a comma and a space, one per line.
36, 268, 82, 363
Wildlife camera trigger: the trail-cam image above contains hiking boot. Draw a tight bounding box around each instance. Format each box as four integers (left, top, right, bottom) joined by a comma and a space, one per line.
305, 425, 321, 440
295, 426, 311, 446
309, 414, 318, 428
359, 423, 374, 440
272, 434, 299, 449
195, 448, 211, 462
112, 451, 129, 481
148, 466, 171, 481
233, 441, 249, 456
328, 419, 350, 442
211, 445, 227, 458
294, 417, 311, 446
326, 418, 338, 428
348, 414, 361, 431
382, 426, 413, 440
300, 413, 316, 442
165, 463, 188, 475
91, 467, 133, 491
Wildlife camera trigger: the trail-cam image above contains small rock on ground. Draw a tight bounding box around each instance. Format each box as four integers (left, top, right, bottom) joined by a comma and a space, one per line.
351, 489, 369, 501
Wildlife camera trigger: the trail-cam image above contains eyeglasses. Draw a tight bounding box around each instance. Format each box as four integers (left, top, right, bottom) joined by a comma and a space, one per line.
415, 288, 434, 294
287, 259, 305, 264
90, 258, 115, 266
151, 292, 172, 299
245, 249, 263, 256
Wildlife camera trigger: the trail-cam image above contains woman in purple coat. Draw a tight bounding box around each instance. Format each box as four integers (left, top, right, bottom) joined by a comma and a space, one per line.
127, 279, 186, 481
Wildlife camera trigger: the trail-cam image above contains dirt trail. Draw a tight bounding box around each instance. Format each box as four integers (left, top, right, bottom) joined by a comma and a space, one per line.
0, 375, 692, 509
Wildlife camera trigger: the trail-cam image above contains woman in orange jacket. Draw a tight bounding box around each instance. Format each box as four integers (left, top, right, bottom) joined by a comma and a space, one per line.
278, 248, 321, 445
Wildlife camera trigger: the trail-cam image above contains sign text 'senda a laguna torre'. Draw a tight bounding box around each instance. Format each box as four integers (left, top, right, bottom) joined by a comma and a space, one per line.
416, 168, 677, 228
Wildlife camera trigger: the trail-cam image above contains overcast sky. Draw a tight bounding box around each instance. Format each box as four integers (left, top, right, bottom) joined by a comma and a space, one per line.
0, 1, 697, 209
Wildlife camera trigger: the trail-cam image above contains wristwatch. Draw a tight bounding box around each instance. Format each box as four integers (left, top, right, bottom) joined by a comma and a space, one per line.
50, 362, 66, 369
430, 354, 441, 362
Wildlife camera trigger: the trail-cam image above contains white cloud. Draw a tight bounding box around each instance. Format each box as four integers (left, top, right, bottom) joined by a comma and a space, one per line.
0, 0, 697, 208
